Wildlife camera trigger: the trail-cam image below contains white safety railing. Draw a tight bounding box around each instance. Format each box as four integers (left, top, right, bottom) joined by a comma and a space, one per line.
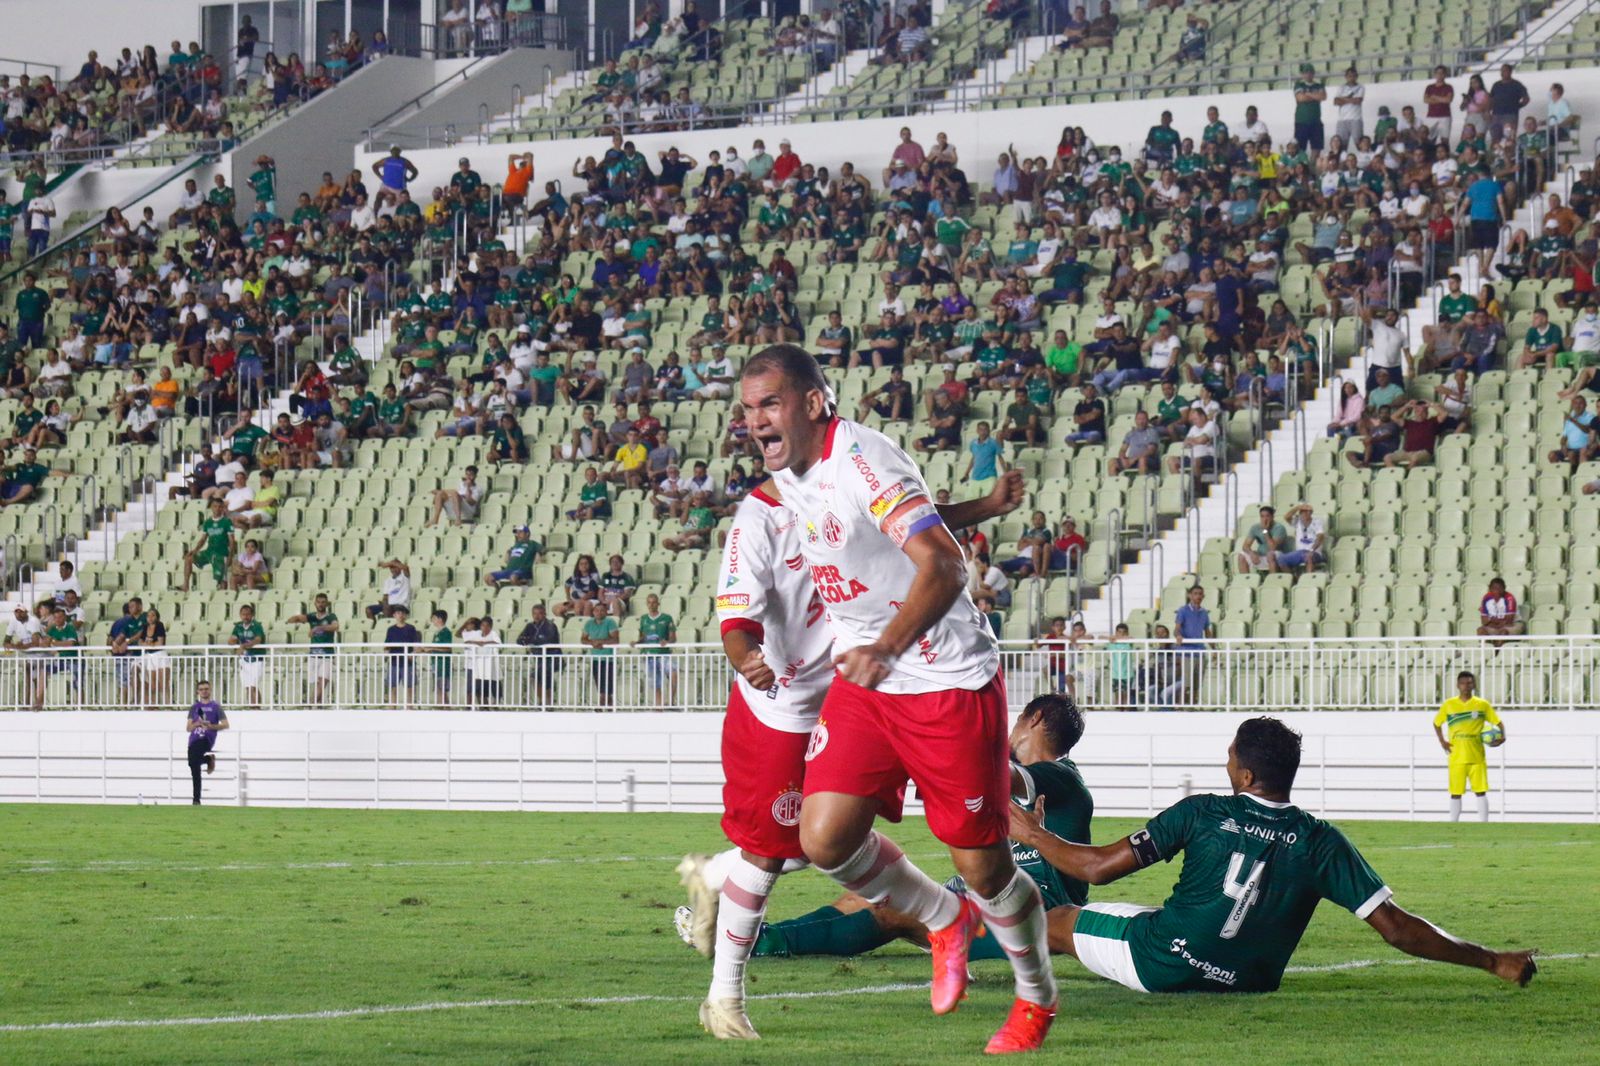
2, 636, 1597, 714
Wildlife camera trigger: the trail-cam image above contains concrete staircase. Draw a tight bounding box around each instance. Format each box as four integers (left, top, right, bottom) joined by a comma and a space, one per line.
936, 33, 1056, 111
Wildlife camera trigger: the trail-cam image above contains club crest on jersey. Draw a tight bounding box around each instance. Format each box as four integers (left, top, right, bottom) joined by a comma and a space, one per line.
771, 788, 803, 827
821, 512, 846, 549
805, 721, 829, 761
715, 593, 750, 612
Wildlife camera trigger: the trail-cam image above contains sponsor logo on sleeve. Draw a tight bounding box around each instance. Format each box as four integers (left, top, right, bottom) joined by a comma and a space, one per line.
868, 480, 910, 520
715, 593, 751, 612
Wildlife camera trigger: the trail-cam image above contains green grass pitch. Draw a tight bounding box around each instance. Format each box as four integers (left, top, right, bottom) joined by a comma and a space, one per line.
2, 805, 1597, 1064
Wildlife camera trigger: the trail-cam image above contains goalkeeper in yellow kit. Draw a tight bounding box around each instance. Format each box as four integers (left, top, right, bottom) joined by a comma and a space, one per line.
1433, 671, 1504, 822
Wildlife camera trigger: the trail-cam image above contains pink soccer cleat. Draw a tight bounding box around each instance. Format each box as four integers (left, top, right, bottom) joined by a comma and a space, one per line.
984, 998, 1057, 1055
926, 894, 982, 1015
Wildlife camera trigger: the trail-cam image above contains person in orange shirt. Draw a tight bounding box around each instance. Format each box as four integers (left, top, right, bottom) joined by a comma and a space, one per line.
150, 365, 181, 417
503, 151, 534, 212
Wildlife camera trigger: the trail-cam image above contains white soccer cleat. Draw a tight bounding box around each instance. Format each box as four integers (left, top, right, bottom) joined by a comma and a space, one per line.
675, 853, 719, 958
699, 997, 760, 1040
673, 905, 696, 948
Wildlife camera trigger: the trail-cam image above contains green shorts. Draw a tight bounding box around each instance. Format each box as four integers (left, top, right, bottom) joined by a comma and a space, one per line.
1555, 350, 1600, 369
194, 548, 228, 582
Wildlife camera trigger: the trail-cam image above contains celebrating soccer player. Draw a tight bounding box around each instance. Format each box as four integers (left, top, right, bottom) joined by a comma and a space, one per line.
736, 344, 1058, 1054
686, 458, 1026, 1040
1007, 717, 1537, 994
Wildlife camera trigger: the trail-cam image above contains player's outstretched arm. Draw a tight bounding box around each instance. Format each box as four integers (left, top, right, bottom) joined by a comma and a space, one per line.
1009, 798, 1144, 886
935, 469, 1026, 529
1364, 900, 1537, 986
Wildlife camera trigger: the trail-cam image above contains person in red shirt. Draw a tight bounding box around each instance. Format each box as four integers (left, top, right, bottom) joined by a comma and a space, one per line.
769, 140, 801, 189
1050, 516, 1089, 572
1384, 401, 1448, 468
1422, 66, 1455, 144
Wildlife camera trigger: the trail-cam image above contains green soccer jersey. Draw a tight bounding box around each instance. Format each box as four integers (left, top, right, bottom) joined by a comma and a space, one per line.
1293, 79, 1324, 124
1013, 757, 1092, 910
1526, 323, 1562, 350
1438, 293, 1477, 322
230, 423, 267, 458
47, 624, 80, 657
232, 620, 267, 659
506, 540, 539, 573
0, 201, 19, 234
432, 627, 453, 675
379, 399, 406, 425
307, 611, 337, 654
638, 612, 674, 653
1120, 793, 1388, 993
202, 515, 234, 554
249, 167, 276, 203
14, 285, 50, 322
14, 408, 43, 437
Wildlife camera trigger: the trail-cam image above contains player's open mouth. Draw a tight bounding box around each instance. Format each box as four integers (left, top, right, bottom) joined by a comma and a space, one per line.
757, 434, 783, 460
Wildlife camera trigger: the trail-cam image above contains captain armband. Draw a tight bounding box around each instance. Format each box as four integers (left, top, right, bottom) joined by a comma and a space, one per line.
884, 502, 941, 547
1128, 828, 1162, 869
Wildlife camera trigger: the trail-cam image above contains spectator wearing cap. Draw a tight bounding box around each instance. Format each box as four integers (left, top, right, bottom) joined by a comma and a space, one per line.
485, 525, 543, 588
769, 139, 801, 190
1273, 504, 1327, 574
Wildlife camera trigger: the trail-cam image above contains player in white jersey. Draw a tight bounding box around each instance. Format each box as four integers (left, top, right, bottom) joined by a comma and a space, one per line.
689, 471, 1024, 1039
740, 344, 1058, 1055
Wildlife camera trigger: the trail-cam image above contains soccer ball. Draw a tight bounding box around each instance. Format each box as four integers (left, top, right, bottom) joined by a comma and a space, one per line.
1482, 725, 1505, 747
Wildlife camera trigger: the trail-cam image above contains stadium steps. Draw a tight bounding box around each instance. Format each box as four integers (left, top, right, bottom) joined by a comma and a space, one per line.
1481, 0, 1580, 67
936, 32, 1057, 111
774, 45, 877, 117
481, 67, 589, 137
1, 387, 306, 615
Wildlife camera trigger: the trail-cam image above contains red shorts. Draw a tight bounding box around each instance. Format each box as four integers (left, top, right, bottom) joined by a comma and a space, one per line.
720, 685, 811, 860
802, 670, 1009, 849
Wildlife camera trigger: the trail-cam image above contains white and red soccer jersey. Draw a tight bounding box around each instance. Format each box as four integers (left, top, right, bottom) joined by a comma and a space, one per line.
771, 418, 999, 694
1480, 592, 1517, 621
715, 488, 834, 732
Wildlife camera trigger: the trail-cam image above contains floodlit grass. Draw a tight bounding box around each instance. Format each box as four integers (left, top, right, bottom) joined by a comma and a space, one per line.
2, 805, 1597, 1064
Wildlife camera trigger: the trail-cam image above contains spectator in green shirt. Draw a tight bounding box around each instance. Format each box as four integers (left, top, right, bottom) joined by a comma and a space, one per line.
662, 491, 716, 551
581, 600, 619, 707
1292, 62, 1327, 152
14, 272, 50, 350
635, 592, 677, 706
0, 446, 64, 506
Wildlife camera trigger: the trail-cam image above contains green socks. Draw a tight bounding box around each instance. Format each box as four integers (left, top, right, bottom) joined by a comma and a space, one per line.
752, 906, 897, 958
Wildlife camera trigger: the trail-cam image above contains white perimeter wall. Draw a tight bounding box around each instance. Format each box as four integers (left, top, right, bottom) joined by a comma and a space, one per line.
358, 67, 1600, 204
3, 709, 1597, 822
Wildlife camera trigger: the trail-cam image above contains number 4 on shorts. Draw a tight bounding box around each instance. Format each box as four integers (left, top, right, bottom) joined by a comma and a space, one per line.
1220, 852, 1265, 940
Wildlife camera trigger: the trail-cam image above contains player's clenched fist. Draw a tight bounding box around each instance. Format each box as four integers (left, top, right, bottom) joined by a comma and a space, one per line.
834, 643, 892, 689
737, 648, 775, 691
989, 468, 1026, 516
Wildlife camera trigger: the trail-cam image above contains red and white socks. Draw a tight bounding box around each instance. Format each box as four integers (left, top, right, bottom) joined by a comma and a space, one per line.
971, 868, 1057, 1007
708, 858, 780, 1003
816, 830, 961, 932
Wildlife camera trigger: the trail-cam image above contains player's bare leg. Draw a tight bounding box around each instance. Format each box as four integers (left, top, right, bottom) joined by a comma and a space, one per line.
948, 842, 1058, 1054
800, 792, 975, 1014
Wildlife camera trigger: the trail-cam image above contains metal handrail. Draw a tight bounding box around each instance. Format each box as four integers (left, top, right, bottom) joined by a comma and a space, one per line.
1148, 539, 1164, 614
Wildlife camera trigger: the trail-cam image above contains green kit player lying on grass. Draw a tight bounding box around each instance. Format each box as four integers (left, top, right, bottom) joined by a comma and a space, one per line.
678, 694, 1091, 961
679, 715, 1538, 993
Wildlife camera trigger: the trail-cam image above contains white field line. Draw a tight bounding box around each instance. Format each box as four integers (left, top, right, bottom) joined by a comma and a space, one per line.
2, 956, 1592, 1035
11, 839, 1590, 875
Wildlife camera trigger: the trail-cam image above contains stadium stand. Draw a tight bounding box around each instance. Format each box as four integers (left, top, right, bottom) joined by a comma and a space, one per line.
1, 2, 1598, 714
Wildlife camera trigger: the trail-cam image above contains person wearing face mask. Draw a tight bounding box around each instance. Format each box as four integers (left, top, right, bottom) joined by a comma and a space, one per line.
1559, 302, 1600, 368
